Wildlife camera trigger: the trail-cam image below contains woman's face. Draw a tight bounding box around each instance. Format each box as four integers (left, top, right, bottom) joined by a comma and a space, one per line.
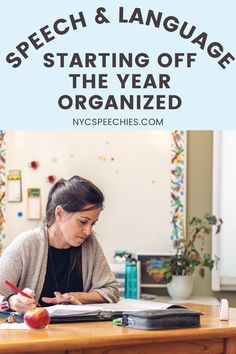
56, 205, 101, 248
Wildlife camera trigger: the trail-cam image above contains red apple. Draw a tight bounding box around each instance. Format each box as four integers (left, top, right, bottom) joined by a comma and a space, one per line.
24, 308, 50, 329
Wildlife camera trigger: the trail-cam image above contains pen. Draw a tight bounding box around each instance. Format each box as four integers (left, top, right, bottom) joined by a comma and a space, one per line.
4, 279, 40, 306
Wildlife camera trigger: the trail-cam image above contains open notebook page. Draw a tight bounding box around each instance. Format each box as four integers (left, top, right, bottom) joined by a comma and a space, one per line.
46, 299, 181, 317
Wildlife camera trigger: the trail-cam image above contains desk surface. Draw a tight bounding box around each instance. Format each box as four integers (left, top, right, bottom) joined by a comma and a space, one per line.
156, 295, 220, 305
0, 304, 236, 354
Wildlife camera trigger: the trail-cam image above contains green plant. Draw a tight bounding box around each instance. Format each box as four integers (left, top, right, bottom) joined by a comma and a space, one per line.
164, 214, 222, 283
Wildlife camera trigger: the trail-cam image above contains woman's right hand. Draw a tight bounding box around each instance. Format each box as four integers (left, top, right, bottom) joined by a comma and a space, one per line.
9, 288, 37, 313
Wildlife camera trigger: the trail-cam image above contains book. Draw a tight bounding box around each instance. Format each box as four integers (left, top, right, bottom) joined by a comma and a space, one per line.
46, 298, 188, 322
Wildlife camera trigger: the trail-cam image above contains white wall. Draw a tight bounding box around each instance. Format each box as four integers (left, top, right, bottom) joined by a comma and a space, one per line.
4, 131, 185, 262
212, 131, 236, 290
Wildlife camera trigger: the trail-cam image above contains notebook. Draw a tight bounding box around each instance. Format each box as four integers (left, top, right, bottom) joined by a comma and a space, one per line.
0, 299, 197, 325
46, 298, 189, 323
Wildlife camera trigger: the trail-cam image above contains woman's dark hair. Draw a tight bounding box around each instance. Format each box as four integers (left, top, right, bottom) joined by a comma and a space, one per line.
46, 175, 104, 228
46, 176, 104, 273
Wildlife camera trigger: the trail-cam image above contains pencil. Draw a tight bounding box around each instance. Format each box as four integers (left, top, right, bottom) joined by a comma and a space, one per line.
4, 279, 40, 306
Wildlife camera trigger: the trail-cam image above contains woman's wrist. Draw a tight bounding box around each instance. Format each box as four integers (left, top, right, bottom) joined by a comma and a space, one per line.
8, 294, 17, 311
1, 294, 16, 311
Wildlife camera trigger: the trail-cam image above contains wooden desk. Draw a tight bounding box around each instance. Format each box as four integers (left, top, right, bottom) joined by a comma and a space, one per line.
0, 304, 236, 354
155, 295, 220, 305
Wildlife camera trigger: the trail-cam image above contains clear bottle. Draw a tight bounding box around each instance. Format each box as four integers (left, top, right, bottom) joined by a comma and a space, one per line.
110, 250, 131, 299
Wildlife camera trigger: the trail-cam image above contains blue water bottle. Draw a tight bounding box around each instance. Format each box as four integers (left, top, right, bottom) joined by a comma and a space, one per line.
125, 257, 138, 299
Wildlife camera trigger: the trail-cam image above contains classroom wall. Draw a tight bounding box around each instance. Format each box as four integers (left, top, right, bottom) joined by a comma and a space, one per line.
3, 131, 186, 262
187, 131, 236, 306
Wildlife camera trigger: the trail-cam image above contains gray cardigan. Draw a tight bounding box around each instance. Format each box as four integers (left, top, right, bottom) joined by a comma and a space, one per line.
0, 228, 119, 303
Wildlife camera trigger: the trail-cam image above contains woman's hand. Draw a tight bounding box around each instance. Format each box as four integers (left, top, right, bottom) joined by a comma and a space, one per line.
42, 291, 82, 305
9, 288, 37, 313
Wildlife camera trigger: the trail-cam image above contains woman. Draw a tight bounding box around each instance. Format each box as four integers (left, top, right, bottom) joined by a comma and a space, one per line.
0, 176, 119, 313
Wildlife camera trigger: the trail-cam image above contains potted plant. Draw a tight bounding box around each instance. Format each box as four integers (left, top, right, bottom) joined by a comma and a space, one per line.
164, 213, 223, 300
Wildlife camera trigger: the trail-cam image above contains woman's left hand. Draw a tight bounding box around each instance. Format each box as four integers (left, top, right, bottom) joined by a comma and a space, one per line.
42, 291, 82, 305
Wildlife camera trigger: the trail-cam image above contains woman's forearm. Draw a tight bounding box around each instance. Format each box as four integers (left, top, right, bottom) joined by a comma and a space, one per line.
69, 291, 108, 304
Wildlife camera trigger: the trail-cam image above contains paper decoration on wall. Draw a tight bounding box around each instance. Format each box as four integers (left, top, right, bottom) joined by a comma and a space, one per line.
0, 190, 5, 202
170, 130, 185, 244
29, 161, 39, 169
0, 209, 4, 226
7, 170, 22, 202
27, 188, 41, 220
99, 155, 116, 162
99, 155, 106, 161
47, 175, 56, 183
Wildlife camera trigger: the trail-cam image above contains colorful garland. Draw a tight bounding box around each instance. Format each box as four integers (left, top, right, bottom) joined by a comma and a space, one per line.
0, 131, 6, 255
170, 130, 185, 245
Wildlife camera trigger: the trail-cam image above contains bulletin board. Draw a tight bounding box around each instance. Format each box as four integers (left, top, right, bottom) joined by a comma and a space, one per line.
3, 131, 186, 261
